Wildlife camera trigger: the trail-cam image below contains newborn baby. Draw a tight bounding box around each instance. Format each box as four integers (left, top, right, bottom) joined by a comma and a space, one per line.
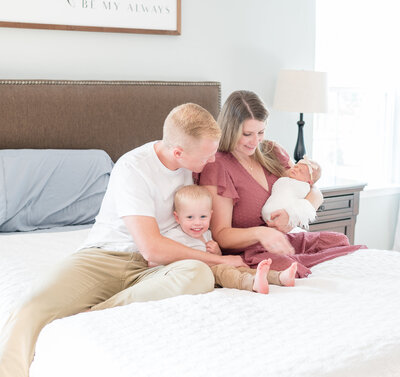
262, 156, 322, 229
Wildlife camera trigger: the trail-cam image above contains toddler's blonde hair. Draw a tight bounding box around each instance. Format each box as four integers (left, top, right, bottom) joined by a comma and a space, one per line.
174, 185, 212, 213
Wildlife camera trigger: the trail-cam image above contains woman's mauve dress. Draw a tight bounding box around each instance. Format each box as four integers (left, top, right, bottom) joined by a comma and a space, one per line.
197, 147, 366, 278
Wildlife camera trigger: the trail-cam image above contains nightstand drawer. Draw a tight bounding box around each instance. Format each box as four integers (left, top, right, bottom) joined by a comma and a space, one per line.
317, 194, 354, 217
309, 180, 366, 245
309, 218, 353, 237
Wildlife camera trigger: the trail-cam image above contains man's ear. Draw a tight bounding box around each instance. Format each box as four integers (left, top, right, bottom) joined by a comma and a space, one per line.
173, 147, 183, 159
173, 211, 180, 224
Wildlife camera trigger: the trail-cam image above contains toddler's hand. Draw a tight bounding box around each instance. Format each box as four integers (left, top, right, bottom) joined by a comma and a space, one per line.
206, 240, 222, 255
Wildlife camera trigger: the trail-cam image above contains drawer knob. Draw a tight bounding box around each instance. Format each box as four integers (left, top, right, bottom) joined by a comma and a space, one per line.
318, 205, 325, 211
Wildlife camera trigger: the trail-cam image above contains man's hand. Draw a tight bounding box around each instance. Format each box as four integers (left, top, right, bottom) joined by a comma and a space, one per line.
206, 240, 222, 255
219, 255, 248, 268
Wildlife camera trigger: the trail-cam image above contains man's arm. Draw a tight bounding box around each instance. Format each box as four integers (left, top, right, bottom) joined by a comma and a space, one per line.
123, 215, 247, 267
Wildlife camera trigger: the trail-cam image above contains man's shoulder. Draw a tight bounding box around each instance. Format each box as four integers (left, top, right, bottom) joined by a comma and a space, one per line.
114, 142, 158, 173
119, 141, 157, 163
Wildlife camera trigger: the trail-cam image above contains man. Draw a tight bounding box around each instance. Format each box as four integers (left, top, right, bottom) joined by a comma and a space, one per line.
0, 103, 247, 377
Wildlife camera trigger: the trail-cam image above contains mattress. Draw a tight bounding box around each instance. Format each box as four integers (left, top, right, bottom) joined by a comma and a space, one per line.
1, 227, 400, 377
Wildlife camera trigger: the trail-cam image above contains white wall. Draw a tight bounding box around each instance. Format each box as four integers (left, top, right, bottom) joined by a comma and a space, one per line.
0, 0, 316, 155
355, 192, 400, 250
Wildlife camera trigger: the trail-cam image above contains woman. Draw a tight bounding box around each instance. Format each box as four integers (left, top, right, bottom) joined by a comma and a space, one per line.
197, 90, 366, 277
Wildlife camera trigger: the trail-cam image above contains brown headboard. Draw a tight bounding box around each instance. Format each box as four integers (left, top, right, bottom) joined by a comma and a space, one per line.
0, 80, 221, 162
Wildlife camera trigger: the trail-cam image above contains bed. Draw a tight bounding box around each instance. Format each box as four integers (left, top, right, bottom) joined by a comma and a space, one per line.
1, 80, 400, 377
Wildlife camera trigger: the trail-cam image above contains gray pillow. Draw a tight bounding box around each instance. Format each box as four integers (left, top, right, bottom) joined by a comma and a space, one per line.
0, 149, 113, 232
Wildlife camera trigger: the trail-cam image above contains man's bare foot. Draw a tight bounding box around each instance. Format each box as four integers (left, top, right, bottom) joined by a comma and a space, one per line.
278, 262, 297, 287
253, 259, 272, 294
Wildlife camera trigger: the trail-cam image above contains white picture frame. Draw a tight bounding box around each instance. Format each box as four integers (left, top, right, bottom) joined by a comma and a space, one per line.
0, 0, 181, 35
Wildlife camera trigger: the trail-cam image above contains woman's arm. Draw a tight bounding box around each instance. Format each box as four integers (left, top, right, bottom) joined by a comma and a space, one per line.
204, 185, 294, 255
287, 154, 323, 209
267, 186, 323, 232
305, 186, 324, 210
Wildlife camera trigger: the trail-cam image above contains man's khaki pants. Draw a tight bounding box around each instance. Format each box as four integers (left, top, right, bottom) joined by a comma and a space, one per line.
0, 248, 214, 377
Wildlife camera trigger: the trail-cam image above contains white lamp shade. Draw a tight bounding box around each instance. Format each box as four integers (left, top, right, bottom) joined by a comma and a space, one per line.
273, 69, 328, 113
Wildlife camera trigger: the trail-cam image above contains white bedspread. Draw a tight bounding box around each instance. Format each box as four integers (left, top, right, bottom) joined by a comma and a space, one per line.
1, 227, 400, 377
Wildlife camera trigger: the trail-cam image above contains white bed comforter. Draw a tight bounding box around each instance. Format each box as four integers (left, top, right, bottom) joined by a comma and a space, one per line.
1, 227, 400, 377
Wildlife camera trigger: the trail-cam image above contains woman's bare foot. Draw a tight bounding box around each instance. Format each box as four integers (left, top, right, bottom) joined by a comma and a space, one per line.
253, 259, 272, 294
278, 262, 297, 287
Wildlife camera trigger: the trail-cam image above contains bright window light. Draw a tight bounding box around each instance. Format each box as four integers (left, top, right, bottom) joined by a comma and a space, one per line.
314, 0, 400, 188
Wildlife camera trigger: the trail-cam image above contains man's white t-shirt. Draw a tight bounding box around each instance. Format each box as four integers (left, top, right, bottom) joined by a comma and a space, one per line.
163, 226, 212, 252
81, 141, 193, 252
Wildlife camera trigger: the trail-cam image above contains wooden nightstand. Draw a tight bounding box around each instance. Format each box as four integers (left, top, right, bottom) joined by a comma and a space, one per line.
309, 179, 367, 245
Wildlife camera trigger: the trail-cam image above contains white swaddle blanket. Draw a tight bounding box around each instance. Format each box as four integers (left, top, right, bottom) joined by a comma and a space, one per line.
261, 177, 316, 229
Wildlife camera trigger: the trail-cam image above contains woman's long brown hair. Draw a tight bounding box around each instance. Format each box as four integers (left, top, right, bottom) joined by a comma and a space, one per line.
218, 90, 287, 177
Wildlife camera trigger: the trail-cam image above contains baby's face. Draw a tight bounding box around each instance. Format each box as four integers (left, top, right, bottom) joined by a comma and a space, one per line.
288, 163, 312, 183
174, 198, 212, 239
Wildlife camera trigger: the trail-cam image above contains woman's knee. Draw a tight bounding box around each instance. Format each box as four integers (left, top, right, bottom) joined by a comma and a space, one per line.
319, 231, 350, 247
332, 232, 350, 246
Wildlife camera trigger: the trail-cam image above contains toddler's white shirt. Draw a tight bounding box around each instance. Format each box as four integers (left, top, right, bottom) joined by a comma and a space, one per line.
163, 226, 212, 252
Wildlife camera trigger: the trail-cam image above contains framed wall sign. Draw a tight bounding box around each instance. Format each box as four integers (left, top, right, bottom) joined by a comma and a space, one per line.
0, 0, 181, 35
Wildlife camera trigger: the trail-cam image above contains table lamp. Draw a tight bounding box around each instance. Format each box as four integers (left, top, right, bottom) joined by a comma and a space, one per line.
273, 69, 328, 162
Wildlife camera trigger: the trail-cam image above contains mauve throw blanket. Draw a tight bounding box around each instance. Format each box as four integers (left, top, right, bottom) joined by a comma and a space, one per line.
198, 149, 367, 278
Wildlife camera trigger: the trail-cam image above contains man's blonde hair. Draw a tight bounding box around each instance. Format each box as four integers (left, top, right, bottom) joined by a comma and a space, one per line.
174, 185, 212, 213
163, 103, 221, 149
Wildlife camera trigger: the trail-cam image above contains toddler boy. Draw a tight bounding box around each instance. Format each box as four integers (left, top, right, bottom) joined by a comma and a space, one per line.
163, 185, 297, 294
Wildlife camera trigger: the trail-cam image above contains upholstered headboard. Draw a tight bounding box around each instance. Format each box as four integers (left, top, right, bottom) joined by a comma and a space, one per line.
0, 80, 221, 162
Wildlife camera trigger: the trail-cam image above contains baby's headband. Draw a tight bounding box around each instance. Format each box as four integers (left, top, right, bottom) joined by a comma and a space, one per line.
297, 155, 318, 182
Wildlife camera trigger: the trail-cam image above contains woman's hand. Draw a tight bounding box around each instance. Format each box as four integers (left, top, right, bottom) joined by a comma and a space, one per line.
266, 209, 293, 233
256, 226, 294, 255
206, 240, 222, 255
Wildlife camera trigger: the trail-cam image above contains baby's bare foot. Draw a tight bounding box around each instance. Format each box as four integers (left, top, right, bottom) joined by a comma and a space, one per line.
253, 258, 272, 294
279, 262, 297, 287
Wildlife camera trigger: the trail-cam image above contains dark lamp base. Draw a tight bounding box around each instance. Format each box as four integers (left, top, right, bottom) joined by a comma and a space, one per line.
294, 113, 306, 163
